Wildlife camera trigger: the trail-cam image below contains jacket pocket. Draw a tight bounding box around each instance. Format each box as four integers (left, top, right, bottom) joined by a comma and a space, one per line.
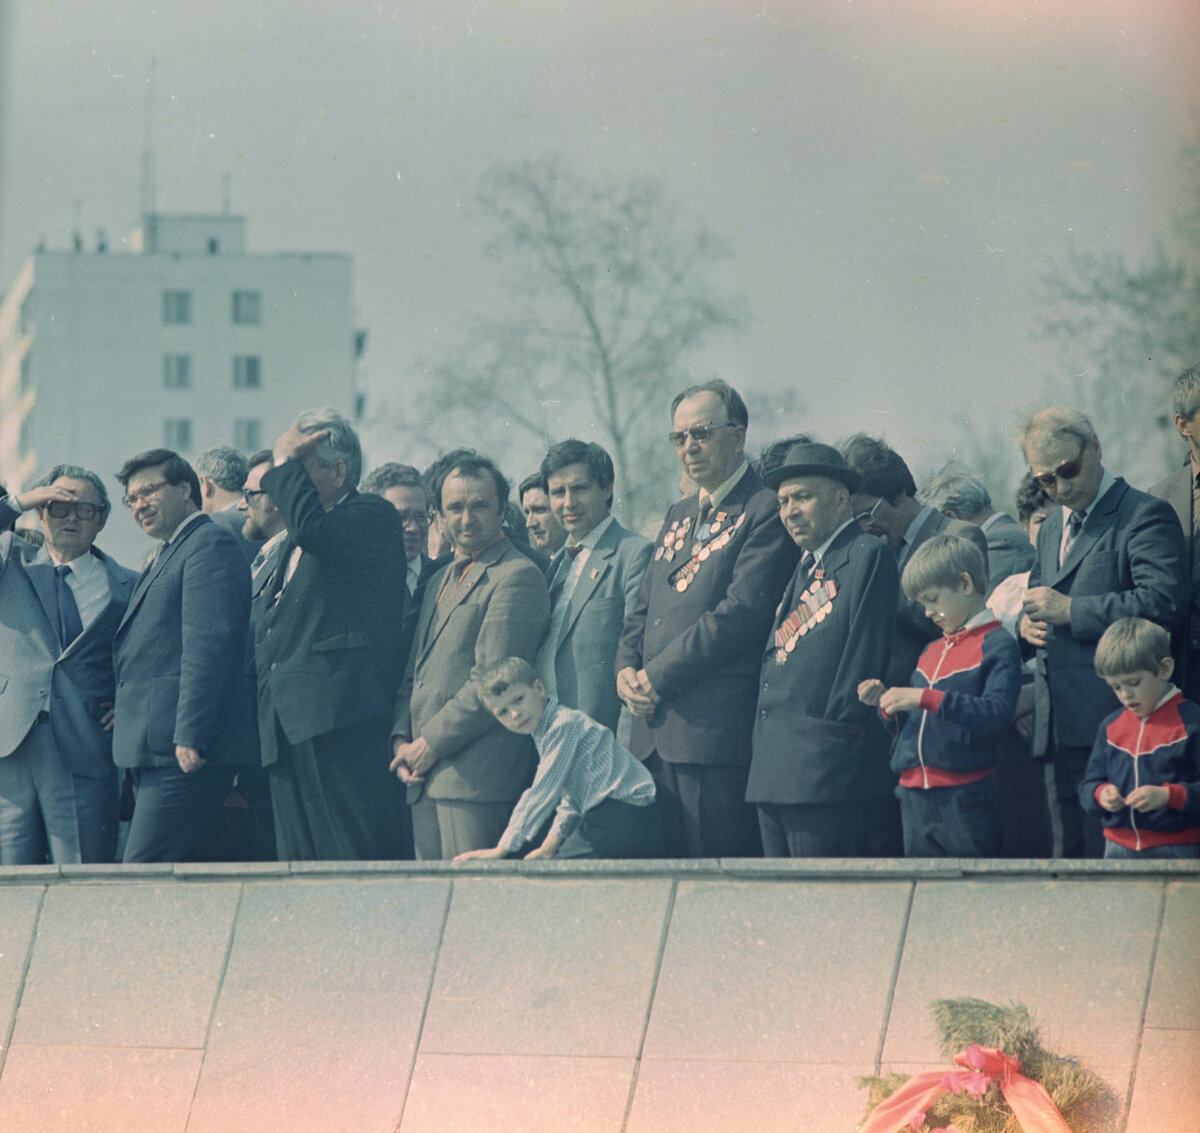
312, 631, 370, 652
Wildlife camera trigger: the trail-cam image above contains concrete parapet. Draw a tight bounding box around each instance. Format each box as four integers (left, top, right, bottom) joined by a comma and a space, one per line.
0, 860, 1195, 1131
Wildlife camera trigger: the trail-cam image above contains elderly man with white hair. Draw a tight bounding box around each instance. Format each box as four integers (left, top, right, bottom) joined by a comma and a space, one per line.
1019, 406, 1188, 857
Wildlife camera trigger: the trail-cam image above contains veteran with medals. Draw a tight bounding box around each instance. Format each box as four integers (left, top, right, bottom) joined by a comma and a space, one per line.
617, 380, 799, 857
747, 442, 902, 857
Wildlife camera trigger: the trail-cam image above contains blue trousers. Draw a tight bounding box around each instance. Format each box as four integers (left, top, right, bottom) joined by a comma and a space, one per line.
898, 776, 1002, 858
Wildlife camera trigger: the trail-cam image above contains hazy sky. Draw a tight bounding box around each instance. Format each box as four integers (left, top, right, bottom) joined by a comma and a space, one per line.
3, 0, 1198, 498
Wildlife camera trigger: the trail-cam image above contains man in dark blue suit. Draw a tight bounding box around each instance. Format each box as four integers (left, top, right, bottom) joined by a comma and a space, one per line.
112, 449, 257, 863
1020, 407, 1188, 857
0, 466, 136, 863
747, 443, 901, 856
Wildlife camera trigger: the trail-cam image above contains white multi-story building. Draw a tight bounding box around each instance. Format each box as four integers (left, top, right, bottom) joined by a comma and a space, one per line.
0, 213, 361, 566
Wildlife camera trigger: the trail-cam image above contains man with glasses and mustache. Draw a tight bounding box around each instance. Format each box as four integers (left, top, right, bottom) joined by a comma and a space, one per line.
112, 449, 257, 862
616, 380, 799, 857
0, 467, 136, 863
1020, 407, 1188, 857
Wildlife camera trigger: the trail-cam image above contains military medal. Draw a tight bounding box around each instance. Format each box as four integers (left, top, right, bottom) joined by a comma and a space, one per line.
773, 577, 839, 663
669, 512, 747, 592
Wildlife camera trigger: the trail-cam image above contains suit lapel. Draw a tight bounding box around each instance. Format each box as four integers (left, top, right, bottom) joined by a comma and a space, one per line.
118, 515, 206, 632
558, 526, 621, 644
1051, 480, 1126, 585
27, 552, 61, 644
421, 539, 508, 657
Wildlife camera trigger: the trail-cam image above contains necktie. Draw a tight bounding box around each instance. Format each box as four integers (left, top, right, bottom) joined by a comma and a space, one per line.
55, 564, 84, 647
549, 544, 585, 606
799, 551, 816, 580
1061, 511, 1084, 563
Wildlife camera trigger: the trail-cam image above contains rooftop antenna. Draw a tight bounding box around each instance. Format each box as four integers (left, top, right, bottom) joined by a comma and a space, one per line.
140, 57, 157, 219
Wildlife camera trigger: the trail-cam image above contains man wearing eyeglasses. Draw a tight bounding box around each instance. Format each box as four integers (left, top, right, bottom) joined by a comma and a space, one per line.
112, 449, 258, 862
841, 434, 990, 688
1020, 406, 1188, 857
616, 380, 799, 857
362, 461, 438, 676
0, 467, 137, 863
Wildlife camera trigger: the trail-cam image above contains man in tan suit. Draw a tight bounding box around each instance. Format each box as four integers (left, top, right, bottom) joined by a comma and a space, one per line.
391, 452, 551, 859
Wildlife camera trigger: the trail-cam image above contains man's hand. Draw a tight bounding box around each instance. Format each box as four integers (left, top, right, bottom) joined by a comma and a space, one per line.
1097, 783, 1125, 813
453, 846, 506, 862
11, 483, 80, 512
272, 424, 330, 470
857, 679, 885, 707
1019, 614, 1050, 649
175, 745, 206, 774
879, 687, 922, 715
1022, 586, 1071, 627
617, 666, 661, 717
1126, 784, 1170, 812
390, 736, 436, 783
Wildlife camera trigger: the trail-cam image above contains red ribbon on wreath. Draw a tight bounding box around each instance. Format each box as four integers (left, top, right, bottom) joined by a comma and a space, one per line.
859, 1044, 1072, 1133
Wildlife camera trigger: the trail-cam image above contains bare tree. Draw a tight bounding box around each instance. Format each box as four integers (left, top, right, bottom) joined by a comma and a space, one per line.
1036, 136, 1200, 486
406, 156, 744, 527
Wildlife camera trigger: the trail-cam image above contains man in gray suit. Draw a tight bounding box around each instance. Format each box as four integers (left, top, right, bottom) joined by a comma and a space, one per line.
535, 440, 653, 735
918, 467, 1034, 596
842, 434, 990, 686
391, 452, 551, 859
1150, 363, 1200, 700
0, 467, 136, 863
196, 446, 261, 561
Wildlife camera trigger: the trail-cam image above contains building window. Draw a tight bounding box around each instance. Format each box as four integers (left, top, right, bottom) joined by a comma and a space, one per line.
232, 290, 261, 325
233, 355, 262, 389
162, 354, 192, 389
233, 419, 262, 452
164, 419, 193, 451
163, 290, 192, 325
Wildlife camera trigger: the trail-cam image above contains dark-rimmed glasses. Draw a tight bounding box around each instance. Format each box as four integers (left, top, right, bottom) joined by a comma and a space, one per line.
43, 500, 104, 521
668, 423, 737, 448
1030, 442, 1088, 492
242, 488, 267, 503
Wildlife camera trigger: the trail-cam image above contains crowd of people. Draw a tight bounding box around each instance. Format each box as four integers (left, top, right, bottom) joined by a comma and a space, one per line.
2, 368, 1199, 866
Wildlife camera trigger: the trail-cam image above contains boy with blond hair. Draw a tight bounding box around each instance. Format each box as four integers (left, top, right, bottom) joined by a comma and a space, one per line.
455, 657, 664, 861
1079, 617, 1200, 858
860, 532, 1021, 856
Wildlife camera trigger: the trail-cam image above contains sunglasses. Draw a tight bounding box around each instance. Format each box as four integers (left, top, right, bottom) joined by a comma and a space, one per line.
668, 423, 737, 447
1031, 442, 1088, 491
43, 500, 104, 520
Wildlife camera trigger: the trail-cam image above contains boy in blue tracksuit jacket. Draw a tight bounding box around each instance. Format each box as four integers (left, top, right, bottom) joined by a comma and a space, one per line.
860, 532, 1021, 856
1079, 617, 1200, 859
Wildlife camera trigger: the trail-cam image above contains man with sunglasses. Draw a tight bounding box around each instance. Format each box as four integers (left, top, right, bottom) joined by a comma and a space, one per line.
616, 380, 799, 857
1020, 407, 1188, 857
0, 467, 136, 863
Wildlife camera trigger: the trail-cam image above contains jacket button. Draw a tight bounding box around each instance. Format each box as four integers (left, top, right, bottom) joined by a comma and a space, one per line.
760, 709, 767, 719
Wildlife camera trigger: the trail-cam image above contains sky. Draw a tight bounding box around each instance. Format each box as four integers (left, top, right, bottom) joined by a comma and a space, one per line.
2, 0, 1198, 505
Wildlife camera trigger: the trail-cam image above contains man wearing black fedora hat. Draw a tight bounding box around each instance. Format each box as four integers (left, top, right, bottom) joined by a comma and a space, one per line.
746, 442, 903, 856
